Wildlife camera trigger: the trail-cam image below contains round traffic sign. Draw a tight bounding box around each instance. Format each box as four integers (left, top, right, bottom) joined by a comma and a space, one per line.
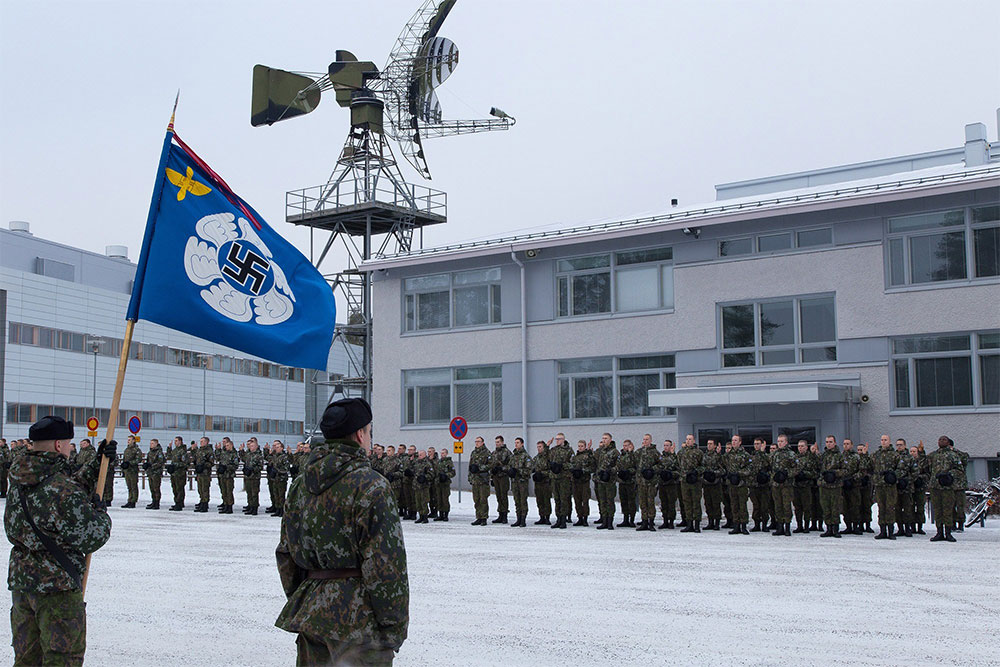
86, 416, 99, 431
449, 416, 467, 440
128, 415, 142, 434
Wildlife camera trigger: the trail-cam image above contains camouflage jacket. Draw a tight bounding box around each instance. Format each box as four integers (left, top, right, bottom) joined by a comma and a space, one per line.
383, 456, 404, 485
74, 447, 99, 491
636, 445, 661, 484
570, 449, 595, 484
927, 447, 965, 490
749, 449, 771, 487
677, 446, 704, 484
192, 445, 215, 476
489, 446, 512, 478
616, 449, 638, 485
166, 444, 189, 475
370, 454, 387, 478
436, 456, 456, 485
268, 451, 291, 482
954, 448, 969, 490
5, 451, 112, 593
658, 450, 680, 485
594, 444, 620, 484
856, 451, 874, 485
509, 449, 532, 481
121, 443, 143, 474
841, 450, 860, 484
292, 450, 310, 478
701, 450, 724, 486
468, 446, 492, 486
913, 453, 931, 491
145, 445, 165, 475
723, 447, 753, 487
548, 443, 574, 481
531, 447, 551, 484
770, 447, 798, 488
794, 451, 819, 488
871, 446, 902, 488
216, 448, 240, 478
0, 444, 10, 468
275, 439, 408, 652
412, 459, 435, 488
818, 448, 845, 488
241, 449, 265, 478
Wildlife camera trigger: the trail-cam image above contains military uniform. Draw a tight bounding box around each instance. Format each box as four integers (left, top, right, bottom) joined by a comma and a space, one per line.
166, 443, 189, 510
769, 446, 797, 536
616, 448, 638, 528
748, 447, 771, 531
635, 444, 661, 531
101, 448, 116, 503
400, 454, 416, 520
120, 440, 142, 508
569, 448, 595, 526
530, 446, 553, 525
818, 447, 845, 537
657, 449, 680, 529
191, 444, 215, 512
840, 448, 862, 534
0, 441, 11, 497
144, 443, 165, 509
434, 455, 456, 521
385, 455, 404, 509
953, 446, 969, 531
411, 457, 435, 523
792, 450, 818, 532
723, 445, 752, 534
427, 453, 439, 518
927, 443, 964, 542
508, 447, 532, 527
468, 445, 492, 525
593, 442, 620, 529
701, 448, 725, 530
240, 447, 264, 514
677, 445, 704, 532
489, 444, 513, 523
267, 450, 291, 517
894, 448, 918, 537
216, 447, 240, 514
912, 451, 930, 534
74, 446, 98, 495
548, 442, 574, 529
856, 449, 875, 532
872, 445, 901, 538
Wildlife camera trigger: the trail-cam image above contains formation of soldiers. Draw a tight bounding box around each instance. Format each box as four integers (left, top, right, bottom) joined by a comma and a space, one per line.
367, 432, 971, 543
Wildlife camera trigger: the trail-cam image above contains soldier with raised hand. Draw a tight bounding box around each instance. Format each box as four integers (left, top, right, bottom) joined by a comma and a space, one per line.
911, 443, 929, 535
468, 437, 492, 526
216, 438, 240, 514
723, 436, 752, 535
434, 448, 455, 522
748, 438, 770, 532
635, 434, 661, 532
928, 436, 963, 542
0, 438, 10, 498
792, 440, 817, 533
856, 442, 876, 533
657, 440, 680, 529
6, 416, 114, 665
411, 450, 435, 524
275, 398, 408, 665
489, 436, 513, 524
840, 439, 862, 535
951, 440, 969, 532
818, 435, 845, 538
531, 441, 553, 525
547, 433, 574, 529
616, 440, 639, 528
593, 433, 620, 530
677, 434, 704, 533
768, 435, 797, 536
166, 435, 189, 511
241, 439, 264, 515
570, 439, 595, 527
701, 440, 725, 530
144, 438, 165, 510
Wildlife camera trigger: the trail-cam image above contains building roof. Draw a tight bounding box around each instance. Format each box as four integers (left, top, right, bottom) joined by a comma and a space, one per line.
360, 162, 1000, 271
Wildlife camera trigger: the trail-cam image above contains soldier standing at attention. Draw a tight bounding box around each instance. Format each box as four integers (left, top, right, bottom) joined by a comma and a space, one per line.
547, 433, 574, 529
792, 440, 817, 533
508, 438, 532, 528
434, 448, 455, 522
856, 442, 876, 533
166, 436, 189, 511
241, 439, 264, 515
531, 441, 552, 525
401, 446, 417, 521
723, 436, 752, 535
144, 438, 165, 510
489, 436, 513, 524
1, 437, 12, 498
425, 447, 438, 519
191, 437, 214, 513
74, 439, 97, 494
807, 443, 822, 531
678, 434, 704, 533
911, 443, 929, 535
720, 440, 735, 529
635, 434, 661, 532
593, 434, 620, 530
894, 438, 917, 537
101, 437, 116, 504
385, 446, 404, 509
840, 439, 862, 535
701, 440, 725, 530
570, 439, 595, 527
616, 440, 639, 528
872, 434, 900, 540
119, 435, 142, 508
267, 441, 291, 518
928, 436, 963, 542
768, 435, 797, 536
216, 439, 240, 514
951, 439, 969, 532
468, 437, 492, 526
657, 440, 681, 529
818, 435, 845, 538
275, 398, 408, 665
748, 438, 770, 532
411, 450, 434, 524
6, 416, 114, 665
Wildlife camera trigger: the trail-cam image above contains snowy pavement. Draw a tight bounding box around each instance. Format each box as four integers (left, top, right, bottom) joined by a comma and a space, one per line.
2, 479, 998, 666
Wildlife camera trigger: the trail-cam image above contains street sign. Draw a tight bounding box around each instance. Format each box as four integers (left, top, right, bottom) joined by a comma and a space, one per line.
128, 415, 142, 435
453, 441, 464, 454
449, 416, 467, 440
86, 416, 99, 437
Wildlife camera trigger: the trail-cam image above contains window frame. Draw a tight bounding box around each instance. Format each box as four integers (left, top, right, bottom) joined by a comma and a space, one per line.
890, 330, 1000, 411
557, 355, 677, 421
718, 226, 834, 259
555, 247, 674, 320
402, 267, 504, 333
718, 294, 838, 369
402, 365, 504, 426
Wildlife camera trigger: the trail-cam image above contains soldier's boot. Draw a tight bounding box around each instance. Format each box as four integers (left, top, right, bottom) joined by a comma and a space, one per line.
741, 522, 750, 535
635, 520, 648, 531
471, 518, 482, 525
273, 508, 283, 517
145, 502, 156, 509
680, 521, 695, 533
415, 514, 428, 524
793, 520, 807, 534
616, 517, 629, 527
573, 516, 586, 526
954, 520, 964, 532
820, 525, 834, 537
785, 523, 793, 536
945, 525, 957, 542
711, 519, 721, 531
915, 523, 926, 535
865, 522, 875, 533
557, 516, 568, 529
535, 516, 550, 525
492, 513, 508, 524
630, 514, 638, 527
169, 503, 182, 511
658, 520, 670, 529
265, 505, 274, 513
677, 518, 688, 528
929, 525, 945, 541
433, 513, 445, 521
728, 523, 741, 535
832, 525, 842, 538
692, 521, 701, 533
875, 525, 888, 540
896, 521, 908, 537
750, 520, 762, 532
853, 523, 864, 535
249, 506, 258, 516
771, 522, 784, 536
904, 523, 913, 537
442, 513, 449, 521
218, 504, 226, 513
121, 502, 134, 508
429, 510, 438, 518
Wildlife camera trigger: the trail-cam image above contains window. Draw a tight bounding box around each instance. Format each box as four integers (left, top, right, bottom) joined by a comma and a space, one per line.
558, 355, 677, 420
403, 366, 503, 425
403, 369, 451, 424
797, 228, 833, 248
556, 247, 673, 318
887, 206, 999, 287
404, 269, 502, 331
891, 331, 999, 409
618, 355, 676, 417
720, 295, 836, 368
558, 359, 613, 419
453, 269, 502, 327
454, 366, 503, 423
720, 228, 832, 258
719, 238, 753, 257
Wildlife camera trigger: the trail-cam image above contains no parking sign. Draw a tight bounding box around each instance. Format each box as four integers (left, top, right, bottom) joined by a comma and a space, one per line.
128, 415, 142, 442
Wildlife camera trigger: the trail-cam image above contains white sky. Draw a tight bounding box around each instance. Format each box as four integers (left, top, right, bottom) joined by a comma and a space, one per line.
1, 1, 998, 264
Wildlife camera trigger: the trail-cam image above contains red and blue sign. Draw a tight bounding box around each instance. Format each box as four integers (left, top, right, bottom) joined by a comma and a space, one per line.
128, 415, 142, 435
449, 416, 467, 440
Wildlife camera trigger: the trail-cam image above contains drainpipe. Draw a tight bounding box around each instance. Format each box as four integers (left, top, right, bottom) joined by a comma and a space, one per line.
511, 248, 528, 439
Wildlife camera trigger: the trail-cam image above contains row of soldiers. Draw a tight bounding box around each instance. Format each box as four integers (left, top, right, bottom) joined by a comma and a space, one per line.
369, 444, 457, 522
439, 432, 969, 542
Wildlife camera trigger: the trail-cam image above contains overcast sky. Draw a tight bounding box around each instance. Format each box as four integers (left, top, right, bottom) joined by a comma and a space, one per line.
2, 1, 998, 266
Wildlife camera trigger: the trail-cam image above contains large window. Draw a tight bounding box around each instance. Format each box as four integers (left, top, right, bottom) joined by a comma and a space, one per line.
720, 295, 837, 368
558, 355, 676, 420
556, 247, 673, 318
886, 205, 999, 287
403, 268, 502, 332
403, 366, 503, 425
718, 227, 832, 258
891, 331, 999, 409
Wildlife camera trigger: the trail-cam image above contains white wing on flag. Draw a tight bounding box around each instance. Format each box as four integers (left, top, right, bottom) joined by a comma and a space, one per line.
239, 217, 272, 259
183, 237, 223, 286
270, 262, 296, 303
201, 283, 253, 322
197, 213, 239, 247
253, 289, 294, 325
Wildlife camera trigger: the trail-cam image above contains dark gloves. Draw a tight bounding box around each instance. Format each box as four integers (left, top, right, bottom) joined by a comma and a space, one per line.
217, 464, 228, 475
861, 475, 871, 486
882, 470, 897, 485
97, 439, 118, 462
842, 477, 854, 490
417, 474, 427, 485
572, 469, 584, 480
532, 471, 546, 483
702, 470, 717, 483
289, 465, 299, 477
773, 470, 788, 484
439, 472, 449, 483
508, 467, 518, 478
685, 471, 699, 484
120, 461, 130, 471
142, 461, 150, 470
913, 478, 925, 490
91, 493, 107, 511
598, 470, 611, 483
729, 472, 742, 485
755, 471, 769, 485
242, 465, 251, 476
469, 463, 480, 474
404, 469, 414, 478
490, 465, 502, 475
266, 464, 276, 479
641, 468, 655, 480
550, 462, 563, 474
822, 470, 837, 484
794, 472, 807, 483
896, 478, 909, 491
165, 463, 176, 474
660, 470, 674, 483
936, 472, 953, 487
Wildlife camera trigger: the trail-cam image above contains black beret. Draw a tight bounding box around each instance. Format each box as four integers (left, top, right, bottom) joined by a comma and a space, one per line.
320, 398, 373, 439
29, 415, 74, 442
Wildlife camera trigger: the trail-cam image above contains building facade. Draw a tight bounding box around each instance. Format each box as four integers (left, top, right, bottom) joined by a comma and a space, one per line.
1, 226, 355, 446
365, 120, 1000, 483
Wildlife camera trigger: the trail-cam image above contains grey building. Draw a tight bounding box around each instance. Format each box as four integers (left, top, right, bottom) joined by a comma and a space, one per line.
1, 225, 357, 446
364, 120, 1000, 482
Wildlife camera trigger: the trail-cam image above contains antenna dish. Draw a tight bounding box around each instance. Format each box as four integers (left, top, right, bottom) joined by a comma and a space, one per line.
250, 65, 321, 127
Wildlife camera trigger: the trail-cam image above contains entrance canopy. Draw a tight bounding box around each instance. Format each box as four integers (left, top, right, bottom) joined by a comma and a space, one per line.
649, 381, 853, 408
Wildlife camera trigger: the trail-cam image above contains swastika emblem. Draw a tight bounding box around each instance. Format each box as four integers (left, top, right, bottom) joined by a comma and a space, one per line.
221, 242, 271, 295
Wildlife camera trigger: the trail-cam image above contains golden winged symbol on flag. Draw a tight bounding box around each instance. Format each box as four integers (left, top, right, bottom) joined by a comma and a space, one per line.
165, 166, 212, 201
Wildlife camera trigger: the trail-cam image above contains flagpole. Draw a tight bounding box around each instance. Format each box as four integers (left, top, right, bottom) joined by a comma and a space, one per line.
82, 94, 179, 596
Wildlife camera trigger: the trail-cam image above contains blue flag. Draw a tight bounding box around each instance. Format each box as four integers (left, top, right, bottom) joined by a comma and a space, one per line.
126, 129, 335, 371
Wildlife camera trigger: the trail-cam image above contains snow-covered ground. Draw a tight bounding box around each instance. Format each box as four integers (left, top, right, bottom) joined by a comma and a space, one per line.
2, 479, 998, 666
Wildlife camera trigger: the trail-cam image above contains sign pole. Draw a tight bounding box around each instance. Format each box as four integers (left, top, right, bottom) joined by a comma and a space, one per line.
449, 416, 467, 505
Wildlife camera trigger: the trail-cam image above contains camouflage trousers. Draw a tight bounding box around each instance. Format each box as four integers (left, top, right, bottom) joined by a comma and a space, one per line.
930, 488, 955, 527
859, 483, 873, 523
472, 482, 490, 521
572, 479, 591, 519
102, 471, 114, 502
619, 482, 637, 517
595, 480, 617, 520
219, 476, 236, 505
414, 486, 430, 516
637, 481, 658, 522
658, 483, 678, 523
245, 475, 261, 507
681, 482, 702, 522
897, 489, 914, 523
0, 464, 9, 495
170, 472, 186, 505
750, 486, 770, 523
552, 478, 572, 519
196, 474, 212, 504
148, 473, 162, 504
512, 479, 529, 517
124, 470, 139, 504
492, 475, 510, 515
811, 486, 821, 522
436, 480, 451, 516
401, 481, 414, 515
721, 484, 733, 523
913, 486, 926, 524
272, 478, 288, 510
703, 485, 723, 520
874, 485, 897, 526
819, 487, 842, 526
429, 483, 439, 514
792, 487, 813, 526
954, 489, 966, 524
534, 482, 552, 519
11, 589, 86, 666
842, 485, 861, 524
729, 485, 749, 523
771, 485, 794, 522
295, 633, 394, 667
